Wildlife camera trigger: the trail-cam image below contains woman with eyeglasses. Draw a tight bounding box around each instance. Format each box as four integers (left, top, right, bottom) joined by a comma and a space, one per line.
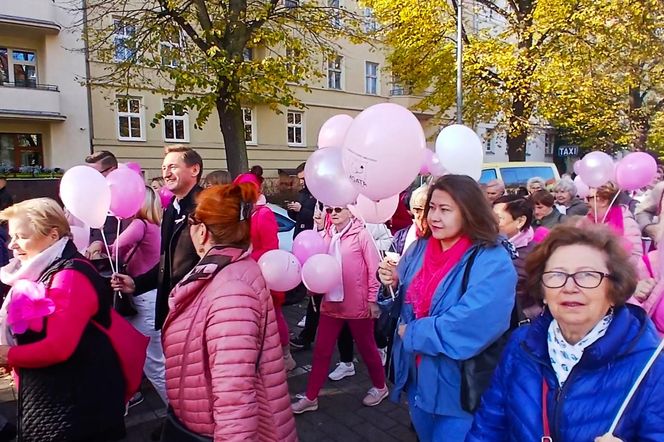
160, 183, 297, 441
377, 175, 517, 442
467, 224, 664, 442
291, 204, 387, 414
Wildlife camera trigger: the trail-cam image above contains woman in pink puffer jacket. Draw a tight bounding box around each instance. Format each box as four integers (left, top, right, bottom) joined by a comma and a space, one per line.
161, 183, 297, 442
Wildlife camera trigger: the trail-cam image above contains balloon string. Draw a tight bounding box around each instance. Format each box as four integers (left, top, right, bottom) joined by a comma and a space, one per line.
356, 213, 397, 301
594, 190, 598, 224
99, 229, 115, 274
115, 218, 120, 276
600, 192, 622, 225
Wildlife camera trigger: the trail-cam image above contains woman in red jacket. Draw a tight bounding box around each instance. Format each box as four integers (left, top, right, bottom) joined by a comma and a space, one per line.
234, 171, 296, 371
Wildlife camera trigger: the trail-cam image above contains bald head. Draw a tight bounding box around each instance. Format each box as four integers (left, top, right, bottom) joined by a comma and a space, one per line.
485, 179, 505, 203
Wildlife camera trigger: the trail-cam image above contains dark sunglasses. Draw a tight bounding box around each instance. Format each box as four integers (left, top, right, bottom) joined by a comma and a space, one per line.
325, 207, 345, 214
187, 213, 202, 226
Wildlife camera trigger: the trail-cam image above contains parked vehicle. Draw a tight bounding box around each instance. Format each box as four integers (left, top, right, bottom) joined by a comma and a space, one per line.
267, 203, 295, 251
480, 162, 560, 191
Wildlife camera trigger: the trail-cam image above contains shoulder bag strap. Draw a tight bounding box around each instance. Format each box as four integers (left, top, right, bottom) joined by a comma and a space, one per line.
460, 247, 481, 295
542, 379, 552, 441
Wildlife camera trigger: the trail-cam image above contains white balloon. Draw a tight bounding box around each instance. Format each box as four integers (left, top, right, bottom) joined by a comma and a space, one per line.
60, 166, 112, 228
435, 125, 484, 181
305, 147, 359, 207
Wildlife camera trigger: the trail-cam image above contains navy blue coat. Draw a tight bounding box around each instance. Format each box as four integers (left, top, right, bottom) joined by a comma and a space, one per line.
467, 305, 664, 442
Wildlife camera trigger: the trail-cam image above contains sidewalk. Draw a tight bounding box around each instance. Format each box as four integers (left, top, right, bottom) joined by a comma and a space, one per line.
0, 299, 417, 441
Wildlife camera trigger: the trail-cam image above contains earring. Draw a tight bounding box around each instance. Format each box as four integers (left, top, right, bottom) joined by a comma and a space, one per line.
198, 247, 205, 254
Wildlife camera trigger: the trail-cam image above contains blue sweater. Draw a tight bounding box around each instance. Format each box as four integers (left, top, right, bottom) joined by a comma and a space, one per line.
467, 305, 664, 442
390, 238, 517, 417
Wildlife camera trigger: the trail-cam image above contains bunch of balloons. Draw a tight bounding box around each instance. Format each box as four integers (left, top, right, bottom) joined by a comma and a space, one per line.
573, 151, 657, 193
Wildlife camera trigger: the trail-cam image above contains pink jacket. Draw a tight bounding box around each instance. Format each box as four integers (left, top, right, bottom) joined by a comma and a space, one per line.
162, 247, 297, 442
250, 204, 279, 262
320, 219, 380, 320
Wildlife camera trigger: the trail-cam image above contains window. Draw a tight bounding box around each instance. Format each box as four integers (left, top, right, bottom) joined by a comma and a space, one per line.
328, 0, 341, 28
544, 132, 555, 156
285, 47, 300, 77
160, 29, 183, 67
362, 7, 378, 33
0, 133, 43, 168
113, 19, 136, 61
390, 74, 411, 96
484, 128, 498, 154
243, 48, 253, 61
285, 0, 299, 7
243, 108, 256, 145
116, 97, 144, 141
287, 111, 304, 147
327, 55, 343, 90
163, 101, 189, 142
0, 48, 37, 87
365, 61, 378, 95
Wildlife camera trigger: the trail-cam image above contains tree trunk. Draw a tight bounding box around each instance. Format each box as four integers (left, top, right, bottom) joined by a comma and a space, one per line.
506, 96, 528, 161
216, 100, 249, 178
629, 87, 649, 151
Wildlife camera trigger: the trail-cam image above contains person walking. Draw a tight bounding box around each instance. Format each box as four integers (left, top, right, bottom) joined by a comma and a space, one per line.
378, 175, 517, 442
0, 198, 127, 441
291, 206, 387, 414
161, 183, 298, 441
467, 225, 664, 441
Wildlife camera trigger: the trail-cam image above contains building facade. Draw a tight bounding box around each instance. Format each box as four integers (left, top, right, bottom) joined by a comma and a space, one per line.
0, 0, 91, 172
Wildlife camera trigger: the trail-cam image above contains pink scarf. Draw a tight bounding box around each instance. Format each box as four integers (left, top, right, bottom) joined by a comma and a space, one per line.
406, 236, 473, 319
588, 205, 624, 234
509, 227, 534, 249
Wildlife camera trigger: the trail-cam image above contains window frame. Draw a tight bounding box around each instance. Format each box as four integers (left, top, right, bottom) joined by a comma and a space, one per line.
365, 61, 379, 95
328, 0, 341, 28
160, 29, 184, 68
243, 107, 257, 145
362, 7, 378, 33
113, 18, 136, 62
287, 110, 305, 147
116, 96, 145, 142
327, 55, 343, 90
544, 131, 555, 156
0, 47, 38, 87
162, 100, 190, 143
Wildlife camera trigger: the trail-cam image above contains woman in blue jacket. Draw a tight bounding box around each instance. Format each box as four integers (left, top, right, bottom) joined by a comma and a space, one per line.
467, 225, 664, 442
378, 175, 517, 442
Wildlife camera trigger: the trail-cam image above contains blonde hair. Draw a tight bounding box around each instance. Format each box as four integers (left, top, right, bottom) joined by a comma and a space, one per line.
137, 186, 162, 225
0, 198, 71, 238
409, 185, 429, 209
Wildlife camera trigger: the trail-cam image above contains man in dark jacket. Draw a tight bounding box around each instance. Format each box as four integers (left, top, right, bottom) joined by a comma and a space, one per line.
112, 146, 203, 330
0, 177, 12, 211
287, 162, 316, 237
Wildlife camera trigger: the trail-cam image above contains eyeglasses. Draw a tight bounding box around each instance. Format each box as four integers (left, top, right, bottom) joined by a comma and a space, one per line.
325, 207, 345, 214
187, 213, 202, 226
541, 271, 614, 289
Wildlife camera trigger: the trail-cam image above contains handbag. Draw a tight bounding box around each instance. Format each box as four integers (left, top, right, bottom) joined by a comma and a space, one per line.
161, 408, 212, 442
458, 246, 511, 413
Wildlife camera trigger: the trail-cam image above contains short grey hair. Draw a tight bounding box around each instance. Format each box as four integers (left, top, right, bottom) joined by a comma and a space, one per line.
554, 178, 577, 196
527, 177, 546, 189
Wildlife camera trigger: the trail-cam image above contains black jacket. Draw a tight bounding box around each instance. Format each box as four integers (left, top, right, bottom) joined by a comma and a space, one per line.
0, 187, 12, 211
288, 186, 316, 238
18, 242, 125, 442
134, 185, 201, 329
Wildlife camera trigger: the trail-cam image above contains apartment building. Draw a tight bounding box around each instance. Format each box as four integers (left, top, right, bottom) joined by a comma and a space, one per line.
0, 0, 91, 171
87, 3, 438, 179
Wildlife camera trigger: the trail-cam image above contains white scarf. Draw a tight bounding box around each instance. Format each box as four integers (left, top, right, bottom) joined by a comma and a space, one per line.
404, 224, 418, 254
548, 313, 613, 386
0, 238, 69, 346
325, 221, 353, 302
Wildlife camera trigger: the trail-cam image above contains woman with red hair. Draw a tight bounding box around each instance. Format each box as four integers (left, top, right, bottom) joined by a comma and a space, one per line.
161, 183, 297, 441
234, 170, 296, 371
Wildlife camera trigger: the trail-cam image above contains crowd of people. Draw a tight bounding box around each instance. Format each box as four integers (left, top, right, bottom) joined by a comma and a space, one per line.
0, 147, 662, 442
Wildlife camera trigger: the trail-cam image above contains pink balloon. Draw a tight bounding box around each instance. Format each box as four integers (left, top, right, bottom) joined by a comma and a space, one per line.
615, 152, 658, 191
318, 114, 354, 149
420, 150, 434, 175
428, 152, 446, 177
158, 187, 175, 209
573, 176, 590, 199
257, 250, 302, 292
342, 103, 426, 200
107, 168, 146, 219
301, 254, 342, 294
292, 230, 327, 265
60, 166, 112, 228
125, 162, 143, 176
577, 151, 615, 187
305, 147, 359, 206
350, 194, 399, 224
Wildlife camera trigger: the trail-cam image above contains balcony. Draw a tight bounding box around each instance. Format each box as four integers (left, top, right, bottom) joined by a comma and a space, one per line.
0, 83, 65, 122
388, 84, 425, 109
0, 0, 61, 34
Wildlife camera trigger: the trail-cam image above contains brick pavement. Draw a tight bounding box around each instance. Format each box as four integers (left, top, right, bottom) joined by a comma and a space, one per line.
0, 299, 417, 441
